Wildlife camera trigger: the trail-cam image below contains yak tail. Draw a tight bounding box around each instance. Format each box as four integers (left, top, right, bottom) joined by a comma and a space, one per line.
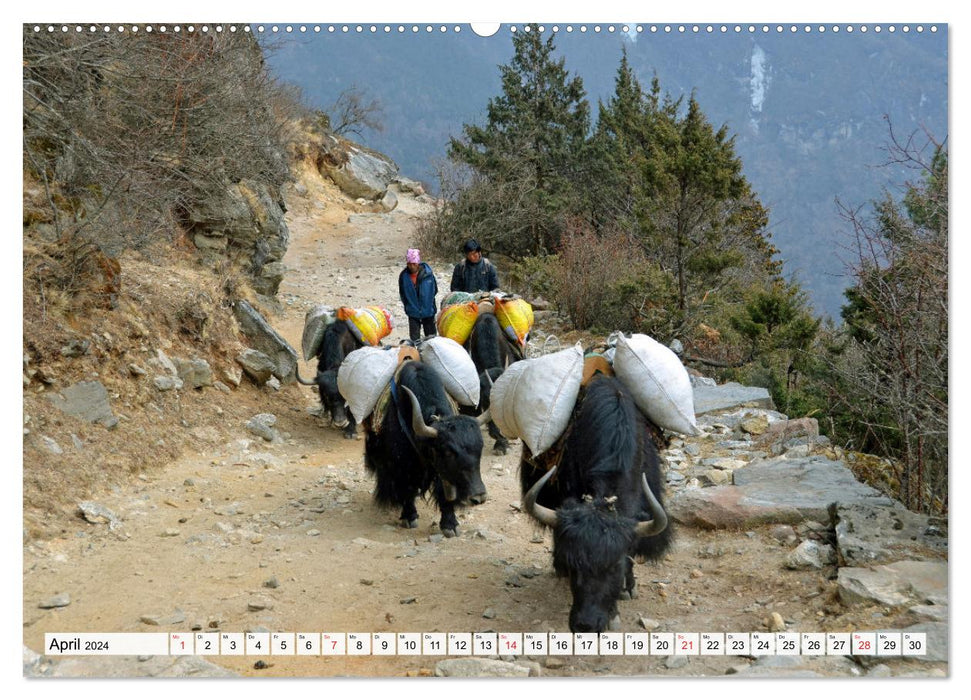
295, 366, 318, 386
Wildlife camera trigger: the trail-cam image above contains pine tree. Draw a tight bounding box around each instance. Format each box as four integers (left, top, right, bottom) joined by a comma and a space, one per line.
447, 25, 590, 255
591, 62, 784, 341
586, 48, 652, 230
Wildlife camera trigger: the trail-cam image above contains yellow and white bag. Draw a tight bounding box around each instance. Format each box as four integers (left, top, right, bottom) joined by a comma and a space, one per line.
338, 305, 394, 347
493, 296, 534, 348
436, 301, 479, 346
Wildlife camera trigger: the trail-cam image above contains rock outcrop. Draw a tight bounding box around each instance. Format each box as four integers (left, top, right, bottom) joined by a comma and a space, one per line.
662, 380, 948, 628
186, 179, 290, 296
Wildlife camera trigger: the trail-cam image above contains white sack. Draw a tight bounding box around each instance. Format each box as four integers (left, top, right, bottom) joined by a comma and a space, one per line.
612, 333, 700, 436
490, 343, 584, 456
337, 346, 400, 423
302, 304, 338, 361
418, 336, 481, 407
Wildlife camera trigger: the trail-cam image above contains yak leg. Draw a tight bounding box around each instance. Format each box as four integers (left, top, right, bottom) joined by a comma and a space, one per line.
619, 556, 638, 600
343, 415, 357, 440
399, 498, 419, 530
430, 478, 459, 537
488, 420, 509, 455
439, 500, 459, 538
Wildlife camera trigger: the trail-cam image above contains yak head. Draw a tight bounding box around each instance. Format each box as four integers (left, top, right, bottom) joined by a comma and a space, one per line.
524, 466, 667, 633
317, 368, 350, 428
401, 386, 489, 505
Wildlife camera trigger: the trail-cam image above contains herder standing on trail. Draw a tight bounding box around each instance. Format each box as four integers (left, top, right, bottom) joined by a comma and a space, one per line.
399, 248, 439, 343
450, 238, 500, 293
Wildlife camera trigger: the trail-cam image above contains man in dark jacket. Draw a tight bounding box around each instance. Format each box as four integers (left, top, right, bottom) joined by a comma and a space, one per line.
450, 238, 500, 293
399, 248, 438, 342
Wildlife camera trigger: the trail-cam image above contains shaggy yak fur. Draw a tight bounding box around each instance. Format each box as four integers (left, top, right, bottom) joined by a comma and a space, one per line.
463, 311, 521, 455
520, 375, 672, 633
298, 321, 363, 439
365, 360, 487, 537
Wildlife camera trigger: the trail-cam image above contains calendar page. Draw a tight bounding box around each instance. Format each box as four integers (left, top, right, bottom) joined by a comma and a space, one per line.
21, 5, 949, 685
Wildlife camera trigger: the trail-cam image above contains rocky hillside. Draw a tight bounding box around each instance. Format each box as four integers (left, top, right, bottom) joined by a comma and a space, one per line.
22, 126, 421, 540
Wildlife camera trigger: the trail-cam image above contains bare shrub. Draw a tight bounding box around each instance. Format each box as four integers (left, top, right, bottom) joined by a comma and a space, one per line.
323, 87, 385, 137
552, 220, 648, 332
22, 27, 301, 306
834, 131, 947, 513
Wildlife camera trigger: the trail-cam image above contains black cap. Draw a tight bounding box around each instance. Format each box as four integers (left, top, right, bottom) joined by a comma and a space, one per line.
463, 238, 481, 253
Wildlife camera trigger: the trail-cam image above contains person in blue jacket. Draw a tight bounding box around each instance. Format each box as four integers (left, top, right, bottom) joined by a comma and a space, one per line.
399, 248, 438, 343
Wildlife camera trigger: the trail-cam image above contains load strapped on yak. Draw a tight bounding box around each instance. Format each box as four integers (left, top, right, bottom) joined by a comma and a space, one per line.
337, 336, 481, 427
436, 290, 534, 350
490, 333, 700, 459
302, 304, 394, 361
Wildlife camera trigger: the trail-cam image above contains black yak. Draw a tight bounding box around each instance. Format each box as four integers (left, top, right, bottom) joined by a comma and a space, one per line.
365, 360, 489, 537
520, 374, 671, 633
464, 311, 522, 455
297, 321, 363, 439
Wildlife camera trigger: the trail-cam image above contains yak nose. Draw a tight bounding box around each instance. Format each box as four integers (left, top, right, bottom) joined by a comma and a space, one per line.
570, 611, 608, 634
469, 490, 488, 505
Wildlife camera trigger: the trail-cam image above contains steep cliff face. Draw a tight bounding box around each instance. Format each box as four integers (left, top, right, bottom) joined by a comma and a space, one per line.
185, 180, 290, 296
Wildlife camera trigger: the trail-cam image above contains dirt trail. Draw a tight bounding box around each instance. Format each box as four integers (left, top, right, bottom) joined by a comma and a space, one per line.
22, 180, 940, 679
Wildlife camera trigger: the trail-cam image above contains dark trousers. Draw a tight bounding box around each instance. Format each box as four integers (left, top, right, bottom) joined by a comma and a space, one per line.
408, 316, 436, 342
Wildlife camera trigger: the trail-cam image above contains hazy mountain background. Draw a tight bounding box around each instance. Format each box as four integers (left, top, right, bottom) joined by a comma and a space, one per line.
263, 25, 948, 319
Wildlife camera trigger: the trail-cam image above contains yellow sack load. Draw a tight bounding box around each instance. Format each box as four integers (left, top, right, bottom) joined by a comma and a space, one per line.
493, 296, 534, 348
437, 300, 479, 346
338, 305, 394, 347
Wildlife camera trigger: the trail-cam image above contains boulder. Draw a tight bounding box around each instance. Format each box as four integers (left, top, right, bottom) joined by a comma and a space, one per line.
233, 301, 299, 382
837, 561, 947, 608
255, 261, 287, 297
669, 456, 893, 529
393, 176, 425, 195
321, 139, 399, 200
246, 413, 280, 442
46, 381, 117, 429
379, 188, 398, 212
236, 349, 276, 385
831, 502, 948, 567
784, 540, 836, 570
174, 358, 214, 389
693, 382, 775, 415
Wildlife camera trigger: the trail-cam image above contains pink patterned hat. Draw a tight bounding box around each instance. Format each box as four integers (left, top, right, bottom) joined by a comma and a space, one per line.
406, 248, 421, 264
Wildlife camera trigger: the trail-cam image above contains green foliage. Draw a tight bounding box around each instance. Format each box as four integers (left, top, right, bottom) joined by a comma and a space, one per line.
444, 25, 591, 256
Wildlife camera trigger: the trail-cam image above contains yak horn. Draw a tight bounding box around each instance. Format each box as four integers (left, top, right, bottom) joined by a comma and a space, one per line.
634, 473, 669, 538
476, 409, 492, 426
401, 385, 439, 439
523, 465, 558, 528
